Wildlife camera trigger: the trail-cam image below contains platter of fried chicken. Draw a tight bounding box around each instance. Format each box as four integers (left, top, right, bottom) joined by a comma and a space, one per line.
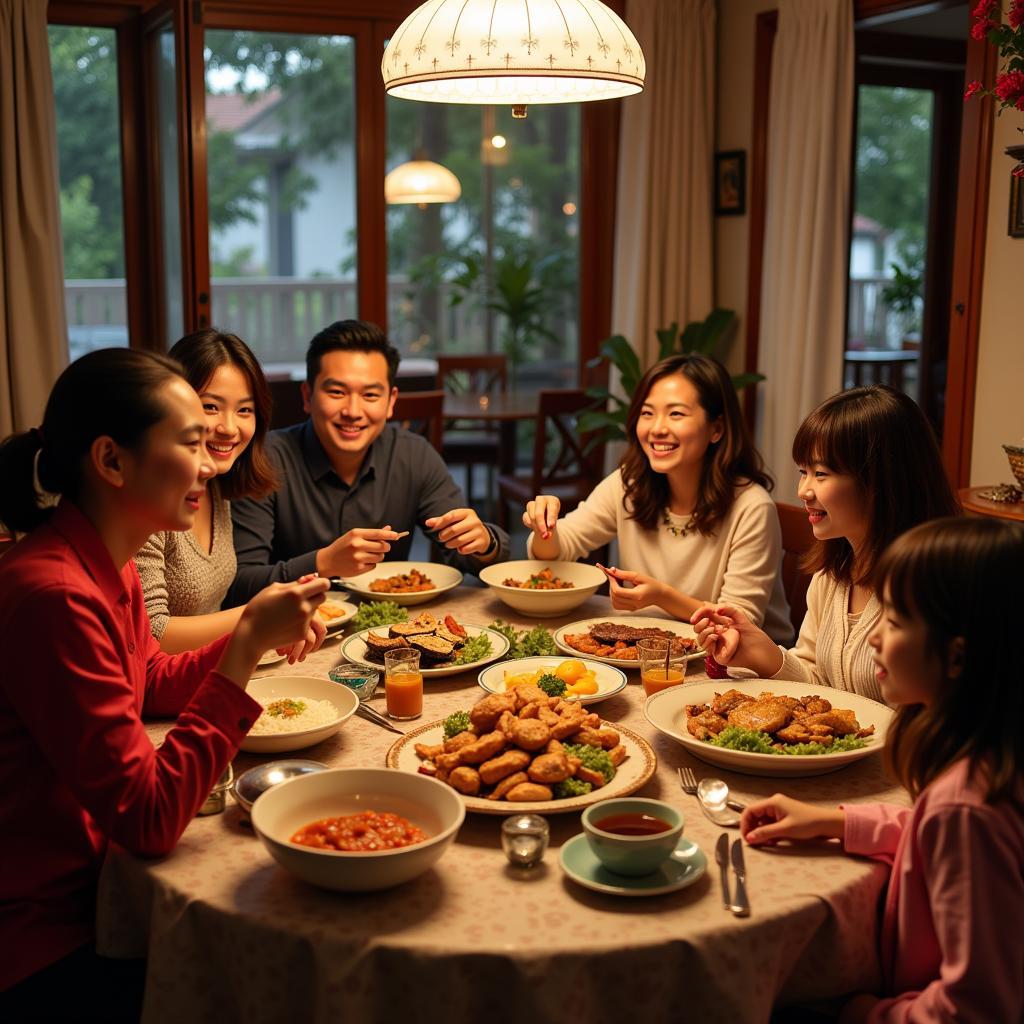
644, 680, 892, 777
387, 686, 657, 814
554, 616, 704, 668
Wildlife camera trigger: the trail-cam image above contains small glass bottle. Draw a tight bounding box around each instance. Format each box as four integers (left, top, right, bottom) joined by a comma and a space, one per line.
501, 814, 549, 868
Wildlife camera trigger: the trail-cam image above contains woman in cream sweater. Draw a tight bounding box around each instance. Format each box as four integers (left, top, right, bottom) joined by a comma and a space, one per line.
525, 353, 793, 644
692, 385, 960, 702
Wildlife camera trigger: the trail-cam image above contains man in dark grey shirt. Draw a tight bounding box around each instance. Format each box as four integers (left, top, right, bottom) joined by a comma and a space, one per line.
227, 321, 508, 604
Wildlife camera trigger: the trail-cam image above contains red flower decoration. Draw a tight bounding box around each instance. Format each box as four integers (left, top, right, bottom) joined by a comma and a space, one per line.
964, 79, 984, 100
973, 0, 998, 17
1010, 0, 1024, 29
995, 70, 1024, 106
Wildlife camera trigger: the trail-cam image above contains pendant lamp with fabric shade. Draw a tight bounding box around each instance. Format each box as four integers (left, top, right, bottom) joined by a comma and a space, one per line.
381, 0, 645, 113
385, 153, 462, 206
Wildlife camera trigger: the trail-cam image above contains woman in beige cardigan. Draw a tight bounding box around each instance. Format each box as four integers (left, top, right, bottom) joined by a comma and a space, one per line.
525, 353, 793, 644
692, 385, 960, 702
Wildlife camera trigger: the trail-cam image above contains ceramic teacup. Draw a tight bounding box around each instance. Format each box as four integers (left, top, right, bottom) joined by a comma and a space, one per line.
581, 798, 684, 877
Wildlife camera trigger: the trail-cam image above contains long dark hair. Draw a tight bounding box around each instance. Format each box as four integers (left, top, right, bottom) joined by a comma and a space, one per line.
169, 329, 277, 501
0, 349, 184, 533
792, 385, 959, 585
878, 517, 1024, 803
620, 353, 772, 535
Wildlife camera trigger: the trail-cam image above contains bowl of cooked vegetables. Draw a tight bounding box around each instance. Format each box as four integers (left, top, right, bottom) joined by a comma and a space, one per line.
477, 656, 628, 706
250, 767, 465, 891
478, 560, 605, 617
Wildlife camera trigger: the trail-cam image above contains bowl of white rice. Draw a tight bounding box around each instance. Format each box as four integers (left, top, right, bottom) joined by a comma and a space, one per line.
241, 676, 359, 754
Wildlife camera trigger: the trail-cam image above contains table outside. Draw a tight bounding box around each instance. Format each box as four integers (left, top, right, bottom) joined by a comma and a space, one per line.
443, 392, 539, 476
843, 349, 918, 390
97, 588, 905, 1024
957, 486, 1024, 523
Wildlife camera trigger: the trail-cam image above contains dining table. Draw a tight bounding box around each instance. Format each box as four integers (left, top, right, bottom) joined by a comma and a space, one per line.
96, 586, 906, 1024
443, 392, 539, 476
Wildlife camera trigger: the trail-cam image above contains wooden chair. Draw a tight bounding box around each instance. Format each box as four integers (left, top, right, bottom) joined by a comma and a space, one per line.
776, 502, 815, 636
267, 377, 307, 430
436, 354, 507, 506
392, 389, 444, 452
496, 388, 603, 532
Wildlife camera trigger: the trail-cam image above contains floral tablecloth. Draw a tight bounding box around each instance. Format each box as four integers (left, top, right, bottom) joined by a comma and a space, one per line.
96, 587, 906, 1024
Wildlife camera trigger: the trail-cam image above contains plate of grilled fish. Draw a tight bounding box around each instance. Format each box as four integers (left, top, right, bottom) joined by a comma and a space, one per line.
644, 679, 892, 777
339, 611, 511, 678
554, 616, 704, 669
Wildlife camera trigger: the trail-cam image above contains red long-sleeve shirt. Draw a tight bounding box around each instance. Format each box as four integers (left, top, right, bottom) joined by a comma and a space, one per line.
0, 502, 260, 990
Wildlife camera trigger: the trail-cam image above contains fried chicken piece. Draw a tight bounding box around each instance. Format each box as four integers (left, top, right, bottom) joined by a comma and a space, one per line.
496, 710, 516, 740
470, 692, 517, 731
799, 696, 832, 715
449, 767, 482, 795
582, 712, 601, 728
686, 703, 710, 717
518, 701, 541, 720
505, 782, 554, 802
488, 771, 529, 800
538, 706, 561, 728
608, 744, 628, 767
415, 741, 444, 759
686, 709, 728, 741
575, 766, 606, 788
801, 709, 860, 736
727, 698, 794, 734
444, 731, 479, 753
710, 689, 757, 715
575, 726, 620, 749
434, 751, 464, 771
459, 731, 508, 764
479, 749, 531, 785
512, 683, 548, 710
545, 738, 566, 755
562, 632, 604, 656
856, 725, 875, 738
550, 707, 587, 740
528, 752, 572, 784
510, 717, 551, 751
775, 724, 835, 747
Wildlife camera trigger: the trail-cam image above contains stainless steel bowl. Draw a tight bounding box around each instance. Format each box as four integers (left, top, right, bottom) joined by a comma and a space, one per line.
233, 759, 329, 814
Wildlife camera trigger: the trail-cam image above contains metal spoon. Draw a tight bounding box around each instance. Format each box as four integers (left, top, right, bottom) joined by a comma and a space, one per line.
695, 778, 741, 828
697, 777, 746, 814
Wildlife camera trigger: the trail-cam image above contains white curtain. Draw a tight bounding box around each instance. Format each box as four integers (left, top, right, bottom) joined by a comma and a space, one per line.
611, 0, 715, 368
756, 0, 854, 498
0, 0, 67, 436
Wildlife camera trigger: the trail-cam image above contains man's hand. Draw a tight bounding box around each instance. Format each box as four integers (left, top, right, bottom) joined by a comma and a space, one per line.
425, 508, 493, 558
316, 525, 408, 578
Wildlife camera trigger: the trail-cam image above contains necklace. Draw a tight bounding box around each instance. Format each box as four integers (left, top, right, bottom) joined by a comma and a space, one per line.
662, 509, 697, 538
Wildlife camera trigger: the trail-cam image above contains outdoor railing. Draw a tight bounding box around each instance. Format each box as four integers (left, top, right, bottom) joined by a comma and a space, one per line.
847, 275, 913, 350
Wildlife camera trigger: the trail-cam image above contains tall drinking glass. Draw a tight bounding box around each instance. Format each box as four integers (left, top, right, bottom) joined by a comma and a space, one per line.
384, 649, 423, 720
638, 638, 687, 697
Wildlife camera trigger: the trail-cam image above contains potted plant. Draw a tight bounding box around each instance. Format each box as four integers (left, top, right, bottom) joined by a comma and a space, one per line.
578, 310, 765, 443
880, 260, 923, 347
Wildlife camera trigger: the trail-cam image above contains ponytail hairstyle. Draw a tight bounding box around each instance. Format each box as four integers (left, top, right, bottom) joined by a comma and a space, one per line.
791, 385, 960, 586
877, 517, 1024, 803
169, 328, 277, 500
620, 353, 772, 536
0, 348, 184, 533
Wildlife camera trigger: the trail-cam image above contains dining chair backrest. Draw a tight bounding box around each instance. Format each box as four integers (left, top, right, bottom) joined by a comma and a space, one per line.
530, 388, 603, 491
436, 354, 507, 397
392, 389, 445, 452
268, 378, 307, 430
776, 502, 815, 636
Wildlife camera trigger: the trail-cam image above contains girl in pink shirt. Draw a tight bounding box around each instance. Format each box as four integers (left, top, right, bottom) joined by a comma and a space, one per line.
741, 517, 1024, 1023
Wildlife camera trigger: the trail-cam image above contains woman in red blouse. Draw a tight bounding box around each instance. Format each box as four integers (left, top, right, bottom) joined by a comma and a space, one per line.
0, 349, 329, 1020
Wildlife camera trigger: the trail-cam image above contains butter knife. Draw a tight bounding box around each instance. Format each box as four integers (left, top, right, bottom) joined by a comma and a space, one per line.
715, 833, 731, 911
730, 838, 751, 917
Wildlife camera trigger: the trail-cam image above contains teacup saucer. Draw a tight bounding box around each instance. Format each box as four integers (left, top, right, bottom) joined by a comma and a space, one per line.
559, 833, 707, 897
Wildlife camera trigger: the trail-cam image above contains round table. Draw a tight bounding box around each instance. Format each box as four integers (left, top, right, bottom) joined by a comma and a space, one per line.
96, 588, 904, 1024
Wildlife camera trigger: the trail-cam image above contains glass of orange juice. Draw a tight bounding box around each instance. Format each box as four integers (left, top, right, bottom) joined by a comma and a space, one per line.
638, 638, 687, 697
384, 649, 423, 720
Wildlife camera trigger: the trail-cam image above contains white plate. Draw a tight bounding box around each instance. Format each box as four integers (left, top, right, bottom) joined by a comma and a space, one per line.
478, 560, 605, 617
386, 721, 657, 815
257, 650, 287, 667
339, 622, 511, 679
477, 656, 628, 706
240, 676, 359, 754
315, 600, 358, 632
644, 679, 892, 777
337, 562, 463, 606
554, 615, 705, 670
560, 833, 707, 897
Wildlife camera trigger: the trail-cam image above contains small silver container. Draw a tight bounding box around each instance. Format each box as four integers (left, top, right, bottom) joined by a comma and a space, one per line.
328, 663, 381, 702
501, 814, 550, 868
199, 763, 235, 816
232, 759, 329, 814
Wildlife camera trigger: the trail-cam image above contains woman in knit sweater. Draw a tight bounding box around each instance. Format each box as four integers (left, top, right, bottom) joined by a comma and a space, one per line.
135, 330, 323, 656
524, 353, 793, 644
692, 385, 959, 702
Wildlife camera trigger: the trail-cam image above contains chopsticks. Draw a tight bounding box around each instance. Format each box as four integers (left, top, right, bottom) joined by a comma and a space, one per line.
355, 702, 404, 735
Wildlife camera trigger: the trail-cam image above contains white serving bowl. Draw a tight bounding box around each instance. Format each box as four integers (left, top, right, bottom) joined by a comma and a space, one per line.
338, 561, 463, 606
241, 675, 359, 754
478, 560, 605, 617
477, 655, 627, 705
250, 767, 465, 891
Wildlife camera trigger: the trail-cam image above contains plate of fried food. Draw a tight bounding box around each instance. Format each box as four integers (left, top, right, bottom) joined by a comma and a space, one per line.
644, 679, 892, 777
478, 560, 605, 617
339, 611, 510, 678
387, 687, 657, 814
554, 616, 704, 668
337, 561, 463, 607
477, 656, 628, 706
314, 598, 358, 633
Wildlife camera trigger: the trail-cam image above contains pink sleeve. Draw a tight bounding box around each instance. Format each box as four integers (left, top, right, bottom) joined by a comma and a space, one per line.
841, 802, 913, 865
869, 805, 1024, 1023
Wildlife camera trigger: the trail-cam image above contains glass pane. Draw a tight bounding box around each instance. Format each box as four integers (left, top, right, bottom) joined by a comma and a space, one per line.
155, 27, 184, 343
48, 26, 128, 359
204, 31, 358, 373
385, 100, 581, 390
846, 85, 934, 401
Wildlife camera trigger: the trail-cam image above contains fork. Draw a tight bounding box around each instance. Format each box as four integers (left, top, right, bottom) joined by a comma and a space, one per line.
677, 767, 746, 813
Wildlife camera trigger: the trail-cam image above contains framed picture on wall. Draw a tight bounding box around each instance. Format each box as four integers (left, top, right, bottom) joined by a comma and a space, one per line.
714, 150, 746, 216
1008, 146, 1024, 239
